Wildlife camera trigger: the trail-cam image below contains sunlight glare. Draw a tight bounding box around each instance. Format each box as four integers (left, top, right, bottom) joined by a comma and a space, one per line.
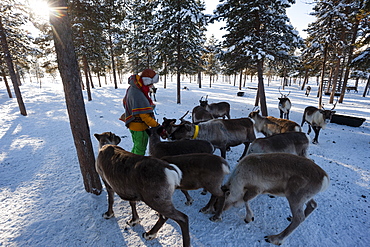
28, 0, 50, 20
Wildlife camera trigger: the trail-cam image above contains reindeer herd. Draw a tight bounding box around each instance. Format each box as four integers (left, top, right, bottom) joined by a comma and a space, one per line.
94, 90, 336, 246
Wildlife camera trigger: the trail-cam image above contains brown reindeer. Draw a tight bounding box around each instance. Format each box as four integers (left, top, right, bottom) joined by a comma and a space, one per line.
94, 132, 190, 247
216, 153, 329, 245
161, 153, 229, 219
248, 109, 301, 137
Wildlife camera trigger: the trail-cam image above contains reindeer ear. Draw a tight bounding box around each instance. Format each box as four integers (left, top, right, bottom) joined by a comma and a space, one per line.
94, 133, 100, 141
114, 136, 121, 145
332, 111, 336, 114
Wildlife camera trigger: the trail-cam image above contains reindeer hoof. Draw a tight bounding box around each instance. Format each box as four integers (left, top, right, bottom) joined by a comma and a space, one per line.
264, 235, 283, 246
185, 200, 194, 206
143, 232, 157, 240
127, 218, 140, 226
200, 207, 214, 214
244, 217, 254, 223
209, 215, 221, 222
103, 212, 114, 219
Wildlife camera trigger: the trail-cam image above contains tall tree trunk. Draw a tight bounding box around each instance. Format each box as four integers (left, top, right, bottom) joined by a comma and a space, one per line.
109, 32, 118, 89
197, 71, 202, 88
363, 76, 370, 97
82, 54, 92, 101
339, 17, 360, 103
318, 42, 329, 109
257, 59, 267, 116
0, 17, 27, 116
239, 70, 243, 90
48, 0, 102, 195
1, 67, 13, 98
330, 57, 341, 102
300, 69, 309, 90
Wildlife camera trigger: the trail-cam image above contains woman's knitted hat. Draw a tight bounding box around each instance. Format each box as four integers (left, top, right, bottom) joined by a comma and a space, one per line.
141, 69, 159, 85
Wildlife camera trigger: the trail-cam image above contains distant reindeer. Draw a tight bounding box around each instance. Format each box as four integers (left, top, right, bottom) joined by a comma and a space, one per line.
199, 95, 231, 119
278, 87, 291, 119
94, 132, 190, 247
215, 153, 329, 246
301, 102, 337, 144
149, 86, 157, 101
305, 86, 311, 97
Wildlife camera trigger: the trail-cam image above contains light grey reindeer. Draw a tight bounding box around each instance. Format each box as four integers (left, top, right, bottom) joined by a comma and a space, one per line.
213, 153, 329, 246
94, 132, 190, 247
246, 132, 309, 157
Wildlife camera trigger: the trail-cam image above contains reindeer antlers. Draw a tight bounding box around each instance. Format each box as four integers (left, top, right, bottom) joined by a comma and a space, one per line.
278, 86, 290, 97
179, 111, 189, 121
252, 105, 260, 112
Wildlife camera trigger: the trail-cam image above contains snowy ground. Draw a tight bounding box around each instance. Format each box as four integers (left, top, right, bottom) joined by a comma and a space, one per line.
0, 76, 369, 247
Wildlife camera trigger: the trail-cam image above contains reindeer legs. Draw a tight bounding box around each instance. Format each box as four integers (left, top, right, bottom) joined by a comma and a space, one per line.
312, 126, 321, 144
181, 190, 194, 205
143, 214, 168, 240
144, 199, 190, 247
243, 188, 259, 223
127, 201, 140, 226
265, 176, 317, 245
265, 196, 307, 245
102, 181, 115, 219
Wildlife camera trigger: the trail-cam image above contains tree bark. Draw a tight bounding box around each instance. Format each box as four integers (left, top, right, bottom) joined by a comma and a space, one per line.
1, 67, 12, 98
48, 0, 102, 195
318, 42, 328, 109
363, 76, 370, 97
0, 17, 27, 116
339, 17, 360, 103
257, 59, 267, 116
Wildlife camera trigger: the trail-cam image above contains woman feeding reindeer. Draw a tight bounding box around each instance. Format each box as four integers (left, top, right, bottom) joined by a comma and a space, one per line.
121, 69, 163, 155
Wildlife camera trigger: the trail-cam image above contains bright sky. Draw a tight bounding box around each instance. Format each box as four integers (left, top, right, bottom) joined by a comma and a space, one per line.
205, 0, 315, 40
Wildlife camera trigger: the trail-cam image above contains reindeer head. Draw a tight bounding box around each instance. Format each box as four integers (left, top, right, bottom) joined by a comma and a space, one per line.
248, 108, 260, 119
94, 132, 121, 149
321, 100, 337, 123
199, 95, 208, 107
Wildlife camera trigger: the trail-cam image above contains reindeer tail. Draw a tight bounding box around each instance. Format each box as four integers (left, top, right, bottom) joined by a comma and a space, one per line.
165, 164, 183, 187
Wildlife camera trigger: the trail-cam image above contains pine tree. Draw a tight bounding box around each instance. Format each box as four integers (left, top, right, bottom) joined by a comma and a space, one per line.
214, 0, 303, 116
0, 0, 29, 115
154, 0, 208, 104
47, 0, 102, 195
304, 0, 368, 105
203, 35, 221, 88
